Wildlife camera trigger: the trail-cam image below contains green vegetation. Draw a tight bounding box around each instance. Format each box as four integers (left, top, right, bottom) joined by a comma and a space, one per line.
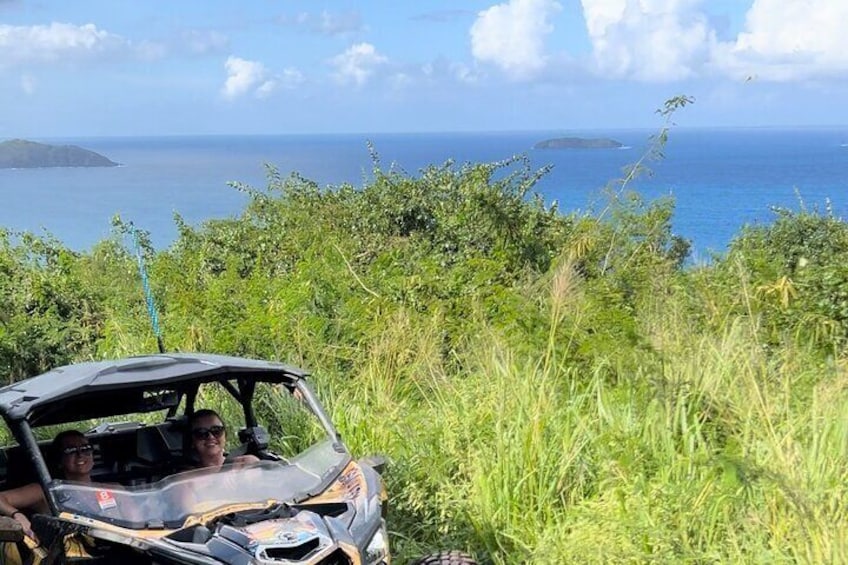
2, 110, 847, 562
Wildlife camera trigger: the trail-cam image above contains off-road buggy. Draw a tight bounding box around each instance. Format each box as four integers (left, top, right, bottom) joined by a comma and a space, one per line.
0, 353, 476, 565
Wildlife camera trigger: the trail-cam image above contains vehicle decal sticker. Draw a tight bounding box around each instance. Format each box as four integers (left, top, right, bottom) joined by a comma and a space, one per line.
96, 490, 117, 511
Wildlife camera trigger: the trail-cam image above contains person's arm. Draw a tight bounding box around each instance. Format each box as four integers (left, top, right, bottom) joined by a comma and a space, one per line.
0, 483, 45, 535
231, 454, 260, 466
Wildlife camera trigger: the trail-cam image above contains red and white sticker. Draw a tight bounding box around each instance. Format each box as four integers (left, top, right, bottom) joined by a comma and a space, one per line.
96, 490, 117, 510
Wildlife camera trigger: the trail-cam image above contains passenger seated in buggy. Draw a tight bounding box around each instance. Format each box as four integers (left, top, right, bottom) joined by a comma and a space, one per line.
0, 430, 93, 536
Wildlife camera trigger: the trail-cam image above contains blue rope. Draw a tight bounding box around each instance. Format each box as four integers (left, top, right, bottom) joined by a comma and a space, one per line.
130, 225, 165, 353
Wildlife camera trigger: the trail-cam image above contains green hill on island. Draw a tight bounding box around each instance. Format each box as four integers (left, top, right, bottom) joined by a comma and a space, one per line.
534, 136, 623, 149
0, 139, 118, 168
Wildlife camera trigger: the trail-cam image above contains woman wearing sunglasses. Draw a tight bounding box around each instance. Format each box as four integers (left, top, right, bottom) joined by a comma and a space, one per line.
0, 429, 94, 536
189, 409, 258, 469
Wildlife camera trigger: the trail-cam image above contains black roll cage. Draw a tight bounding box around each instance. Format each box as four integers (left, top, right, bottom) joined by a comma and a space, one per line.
5, 374, 339, 517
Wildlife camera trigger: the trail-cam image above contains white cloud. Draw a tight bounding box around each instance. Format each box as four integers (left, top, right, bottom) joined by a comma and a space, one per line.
317, 10, 363, 36
421, 58, 484, 85
578, 0, 848, 82
222, 56, 276, 100
329, 43, 388, 86
135, 39, 167, 61
579, 0, 714, 81
279, 10, 363, 36
470, 0, 562, 79
452, 62, 482, 84
132, 30, 227, 61
182, 30, 229, 55
713, 0, 848, 80
279, 67, 305, 89
389, 72, 413, 90
0, 22, 128, 66
255, 80, 276, 99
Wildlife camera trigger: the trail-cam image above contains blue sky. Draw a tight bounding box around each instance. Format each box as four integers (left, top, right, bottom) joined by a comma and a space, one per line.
1, 0, 847, 136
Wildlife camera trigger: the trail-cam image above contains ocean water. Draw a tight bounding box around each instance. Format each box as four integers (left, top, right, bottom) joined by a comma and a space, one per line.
1, 128, 846, 260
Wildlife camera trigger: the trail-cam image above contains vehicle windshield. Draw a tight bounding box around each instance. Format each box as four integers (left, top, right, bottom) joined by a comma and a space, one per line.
50, 440, 349, 529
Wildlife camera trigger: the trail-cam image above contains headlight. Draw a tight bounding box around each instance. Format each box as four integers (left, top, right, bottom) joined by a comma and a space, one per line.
364, 523, 389, 565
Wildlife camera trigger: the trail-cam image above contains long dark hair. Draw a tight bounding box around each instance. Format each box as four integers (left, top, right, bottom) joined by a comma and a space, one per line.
49, 430, 86, 478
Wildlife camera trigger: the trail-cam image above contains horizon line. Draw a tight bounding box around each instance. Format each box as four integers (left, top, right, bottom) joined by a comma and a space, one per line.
6, 123, 848, 141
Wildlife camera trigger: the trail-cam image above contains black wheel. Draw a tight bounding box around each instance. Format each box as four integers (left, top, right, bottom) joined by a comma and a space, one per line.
411, 550, 478, 565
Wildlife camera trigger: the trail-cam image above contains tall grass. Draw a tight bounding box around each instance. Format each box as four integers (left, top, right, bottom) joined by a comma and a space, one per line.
34, 237, 844, 564
324, 272, 848, 564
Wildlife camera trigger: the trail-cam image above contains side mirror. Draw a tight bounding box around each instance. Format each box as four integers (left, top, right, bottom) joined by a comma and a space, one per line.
360, 454, 388, 475
238, 426, 270, 451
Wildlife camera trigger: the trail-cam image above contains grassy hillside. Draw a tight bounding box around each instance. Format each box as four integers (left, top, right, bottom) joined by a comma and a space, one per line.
1, 133, 846, 563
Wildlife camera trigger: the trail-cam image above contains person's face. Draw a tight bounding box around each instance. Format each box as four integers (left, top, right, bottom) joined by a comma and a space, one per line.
60, 435, 94, 478
191, 414, 226, 463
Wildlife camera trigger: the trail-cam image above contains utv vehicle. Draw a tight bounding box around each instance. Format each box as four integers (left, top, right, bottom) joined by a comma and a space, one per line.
0, 353, 476, 564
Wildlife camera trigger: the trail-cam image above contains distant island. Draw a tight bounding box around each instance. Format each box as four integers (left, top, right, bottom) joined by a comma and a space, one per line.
534, 137, 623, 150
0, 139, 119, 168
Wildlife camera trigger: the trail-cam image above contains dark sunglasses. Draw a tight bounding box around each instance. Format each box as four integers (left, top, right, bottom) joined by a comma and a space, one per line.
192, 425, 225, 440
62, 444, 93, 456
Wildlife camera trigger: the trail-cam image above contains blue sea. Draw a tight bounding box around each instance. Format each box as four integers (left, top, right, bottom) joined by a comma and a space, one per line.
1, 128, 846, 261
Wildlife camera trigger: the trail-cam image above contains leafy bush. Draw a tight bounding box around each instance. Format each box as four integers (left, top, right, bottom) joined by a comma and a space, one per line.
0, 231, 103, 382
722, 206, 848, 347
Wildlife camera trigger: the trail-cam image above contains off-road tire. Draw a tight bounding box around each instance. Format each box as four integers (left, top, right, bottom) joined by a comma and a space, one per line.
411, 550, 478, 565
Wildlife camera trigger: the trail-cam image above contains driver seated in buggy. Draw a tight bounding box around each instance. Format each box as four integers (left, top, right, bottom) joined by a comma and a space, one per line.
187, 409, 260, 471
